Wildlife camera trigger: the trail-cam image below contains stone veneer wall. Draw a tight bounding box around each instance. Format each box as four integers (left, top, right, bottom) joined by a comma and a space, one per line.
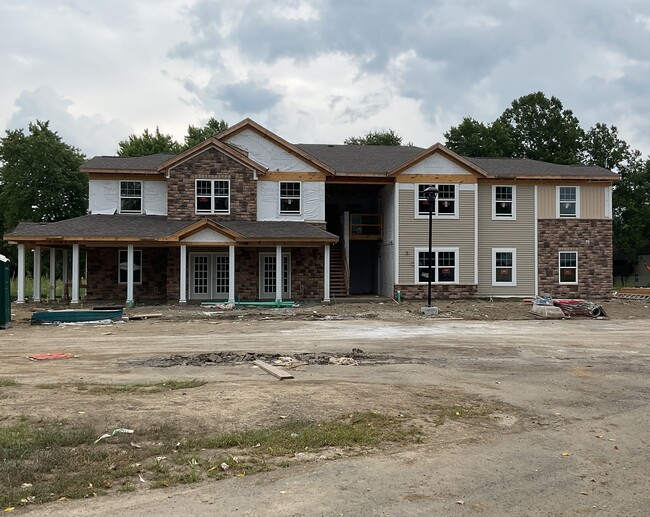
537, 219, 613, 298
86, 247, 168, 302
167, 147, 257, 221
394, 284, 478, 300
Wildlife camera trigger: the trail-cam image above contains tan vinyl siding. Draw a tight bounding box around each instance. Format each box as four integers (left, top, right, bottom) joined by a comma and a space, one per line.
537, 186, 555, 218
581, 185, 606, 219
477, 185, 536, 296
398, 188, 475, 285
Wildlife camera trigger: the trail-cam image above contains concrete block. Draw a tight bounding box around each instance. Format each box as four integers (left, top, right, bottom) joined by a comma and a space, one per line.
420, 306, 439, 316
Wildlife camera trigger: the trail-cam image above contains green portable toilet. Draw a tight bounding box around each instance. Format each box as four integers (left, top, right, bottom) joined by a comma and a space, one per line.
0, 254, 10, 329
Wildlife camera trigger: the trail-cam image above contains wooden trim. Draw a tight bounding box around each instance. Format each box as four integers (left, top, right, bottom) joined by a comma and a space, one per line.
388, 143, 488, 177
396, 174, 478, 184
325, 176, 393, 184
260, 172, 328, 181
163, 219, 242, 242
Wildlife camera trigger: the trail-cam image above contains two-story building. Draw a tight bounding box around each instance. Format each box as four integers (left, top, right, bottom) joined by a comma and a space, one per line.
4, 118, 619, 305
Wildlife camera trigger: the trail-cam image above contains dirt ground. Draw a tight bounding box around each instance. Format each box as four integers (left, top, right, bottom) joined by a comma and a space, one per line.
2, 298, 650, 516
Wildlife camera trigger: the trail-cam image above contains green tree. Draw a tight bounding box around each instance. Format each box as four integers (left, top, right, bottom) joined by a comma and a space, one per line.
444, 117, 514, 157
117, 127, 181, 157
497, 92, 584, 164
183, 117, 229, 150
344, 129, 407, 146
0, 121, 87, 232
582, 123, 630, 171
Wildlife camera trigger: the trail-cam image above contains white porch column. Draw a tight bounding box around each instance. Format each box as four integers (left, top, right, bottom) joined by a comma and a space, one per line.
71, 244, 80, 304
324, 245, 331, 302
126, 244, 135, 307
49, 248, 56, 301
62, 250, 68, 299
228, 245, 235, 303
33, 246, 41, 302
275, 245, 283, 302
179, 245, 187, 304
16, 244, 25, 303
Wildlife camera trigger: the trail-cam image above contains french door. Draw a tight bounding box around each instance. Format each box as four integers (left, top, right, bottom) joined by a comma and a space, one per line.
259, 253, 291, 299
189, 253, 229, 300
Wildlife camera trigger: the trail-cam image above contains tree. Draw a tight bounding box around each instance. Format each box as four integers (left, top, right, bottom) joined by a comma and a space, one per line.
497, 92, 584, 164
582, 123, 630, 171
183, 117, 229, 150
0, 121, 87, 232
344, 129, 407, 146
444, 117, 515, 157
117, 127, 181, 157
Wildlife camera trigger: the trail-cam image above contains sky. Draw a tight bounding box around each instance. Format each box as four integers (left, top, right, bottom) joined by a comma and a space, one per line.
1, 0, 649, 159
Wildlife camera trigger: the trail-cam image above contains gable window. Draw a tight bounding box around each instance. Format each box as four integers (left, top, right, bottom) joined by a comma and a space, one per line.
558, 186, 579, 218
492, 248, 516, 286
118, 250, 142, 284
279, 182, 301, 214
492, 186, 515, 219
415, 248, 459, 284
417, 184, 457, 217
196, 179, 230, 214
559, 251, 578, 284
120, 181, 142, 214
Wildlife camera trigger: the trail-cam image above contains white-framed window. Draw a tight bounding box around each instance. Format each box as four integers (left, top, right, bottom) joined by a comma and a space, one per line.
279, 181, 301, 214
559, 251, 578, 284
492, 185, 516, 219
415, 247, 459, 284
196, 179, 230, 214
557, 186, 579, 218
118, 249, 142, 284
119, 181, 143, 214
492, 248, 517, 286
416, 184, 457, 218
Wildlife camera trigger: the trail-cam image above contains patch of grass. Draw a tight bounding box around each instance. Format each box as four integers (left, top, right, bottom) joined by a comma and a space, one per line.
34, 379, 207, 394
0, 378, 19, 388
0, 412, 421, 510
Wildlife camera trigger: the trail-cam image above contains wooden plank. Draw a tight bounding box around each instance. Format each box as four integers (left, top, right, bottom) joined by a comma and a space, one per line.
253, 360, 294, 380
127, 313, 163, 320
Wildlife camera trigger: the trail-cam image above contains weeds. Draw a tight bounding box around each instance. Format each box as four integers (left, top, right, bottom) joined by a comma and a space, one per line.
0, 378, 18, 388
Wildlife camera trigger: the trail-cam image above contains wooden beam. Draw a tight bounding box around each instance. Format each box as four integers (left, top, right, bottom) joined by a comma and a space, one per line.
253, 360, 294, 380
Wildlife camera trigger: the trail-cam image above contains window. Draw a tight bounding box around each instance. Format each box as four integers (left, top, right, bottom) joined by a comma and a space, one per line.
415, 248, 459, 284
196, 179, 230, 214
558, 186, 579, 218
492, 186, 515, 219
417, 184, 457, 217
118, 250, 142, 284
120, 181, 142, 213
492, 248, 516, 286
279, 182, 301, 214
559, 251, 578, 284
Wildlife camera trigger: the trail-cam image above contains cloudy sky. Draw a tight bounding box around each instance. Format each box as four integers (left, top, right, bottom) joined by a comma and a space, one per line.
1, 0, 649, 158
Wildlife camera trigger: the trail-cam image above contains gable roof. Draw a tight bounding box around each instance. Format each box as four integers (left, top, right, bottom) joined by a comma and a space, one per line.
81, 153, 175, 175
219, 118, 336, 175
466, 157, 620, 180
387, 143, 488, 177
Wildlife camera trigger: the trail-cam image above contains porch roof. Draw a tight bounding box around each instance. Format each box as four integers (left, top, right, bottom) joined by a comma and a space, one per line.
4, 215, 338, 245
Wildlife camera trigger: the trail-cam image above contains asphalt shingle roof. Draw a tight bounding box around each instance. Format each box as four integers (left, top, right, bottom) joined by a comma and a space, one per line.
296, 144, 425, 174
81, 153, 175, 171
466, 157, 619, 180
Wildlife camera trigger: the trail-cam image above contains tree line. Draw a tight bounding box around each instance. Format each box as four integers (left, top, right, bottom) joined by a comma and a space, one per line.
0, 93, 648, 267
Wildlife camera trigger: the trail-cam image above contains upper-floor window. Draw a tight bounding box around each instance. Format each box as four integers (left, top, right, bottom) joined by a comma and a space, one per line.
279, 182, 301, 214
118, 249, 142, 284
559, 251, 578, 284
120, 181, 142, 214
415, 247, 459, 284
196, 179, 230, 214
492, 185, 516, 219
558, 186, 579, 218
417, 184, 457, 217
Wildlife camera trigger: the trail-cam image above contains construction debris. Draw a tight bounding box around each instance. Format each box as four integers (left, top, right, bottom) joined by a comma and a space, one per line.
529, 296, 607, 319
28, 353, 77, 361
252, 359, 294, 380
529, 298, 566, 319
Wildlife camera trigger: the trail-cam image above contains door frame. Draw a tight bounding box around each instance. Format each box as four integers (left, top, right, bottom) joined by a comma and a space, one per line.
188, 252, 229, 301
258, 252, 291, 300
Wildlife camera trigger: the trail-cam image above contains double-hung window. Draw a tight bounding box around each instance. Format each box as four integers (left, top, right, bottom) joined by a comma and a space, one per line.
416, 248, 459, 284
492, 248, 516, 286
279, 182, 301, 214
196, 179, 230, 214
118, 250, 142, 284
120, 181, 142, 214
559, 251, 578, 284
492, 186, 515, 219
417, 184, 457, 217
558, 186, 579, 218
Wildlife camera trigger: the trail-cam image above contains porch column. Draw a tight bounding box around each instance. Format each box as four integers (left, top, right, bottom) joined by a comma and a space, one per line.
62, 250, 68, 300
179, 245, 187, 304
49, 248, 56, 301
71, 244, 80, 304
16, 244, 25, 304
228, 245, 235, 303
126, 244, 135, 308
33, 246, 42, 302
275, 245, 282, 302
324, 245, 331, 302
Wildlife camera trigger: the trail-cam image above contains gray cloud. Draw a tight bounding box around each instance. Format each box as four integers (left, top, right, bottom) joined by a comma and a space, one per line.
217, 81, 282, 113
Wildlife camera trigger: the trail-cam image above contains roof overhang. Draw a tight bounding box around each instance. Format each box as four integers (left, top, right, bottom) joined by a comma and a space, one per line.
388, 143, 489, 177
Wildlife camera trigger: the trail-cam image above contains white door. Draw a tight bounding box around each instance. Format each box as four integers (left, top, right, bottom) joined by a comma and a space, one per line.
189, 253, 229, 300
259, 253, 291, 299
